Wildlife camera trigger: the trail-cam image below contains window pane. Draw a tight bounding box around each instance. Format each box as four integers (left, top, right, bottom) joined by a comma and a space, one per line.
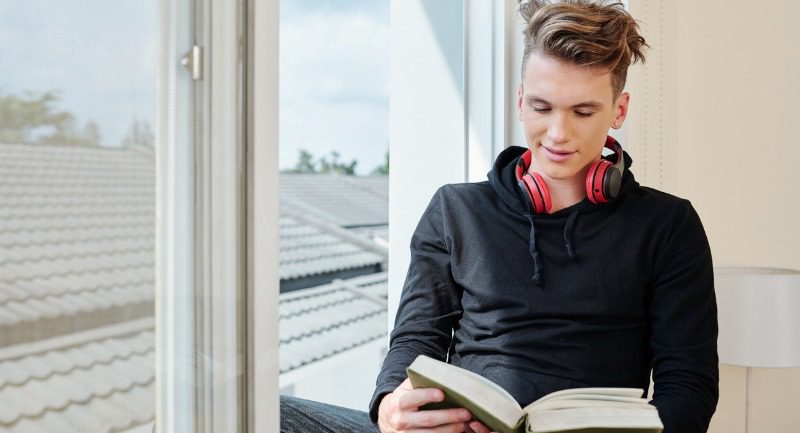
278, 0, 390, 410
0, 1, 157, 432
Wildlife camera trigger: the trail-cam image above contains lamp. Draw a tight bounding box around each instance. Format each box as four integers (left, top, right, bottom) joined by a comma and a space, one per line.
714, 266, 800, 432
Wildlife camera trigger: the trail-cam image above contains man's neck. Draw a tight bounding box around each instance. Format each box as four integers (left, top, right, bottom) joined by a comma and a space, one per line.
539, 170, 589, 214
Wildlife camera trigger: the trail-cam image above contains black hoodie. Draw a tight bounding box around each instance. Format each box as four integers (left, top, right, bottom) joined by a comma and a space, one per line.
370, 146, 719, 433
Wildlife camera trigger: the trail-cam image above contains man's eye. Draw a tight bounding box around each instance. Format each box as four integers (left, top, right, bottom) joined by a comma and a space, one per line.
533, 107, 550, 113
576, 111, 594, 117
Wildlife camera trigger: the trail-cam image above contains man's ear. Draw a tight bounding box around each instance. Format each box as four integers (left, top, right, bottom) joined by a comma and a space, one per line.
611, 91, 631, 129
517, 84, 524, 121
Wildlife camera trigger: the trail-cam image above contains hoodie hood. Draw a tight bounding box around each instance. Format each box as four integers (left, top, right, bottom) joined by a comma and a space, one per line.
486, 143, 639, 288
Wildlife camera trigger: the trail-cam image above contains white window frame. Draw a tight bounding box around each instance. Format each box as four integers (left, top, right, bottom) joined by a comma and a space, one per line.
156, 0, 279, 432
156, 0, 196, 430
246, 0, 280, 432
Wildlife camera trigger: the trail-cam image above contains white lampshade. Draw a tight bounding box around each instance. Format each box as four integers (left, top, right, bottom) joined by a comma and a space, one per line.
715, 267, 800, 368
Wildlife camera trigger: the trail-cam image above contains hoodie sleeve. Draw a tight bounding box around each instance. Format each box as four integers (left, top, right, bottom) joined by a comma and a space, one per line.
648, 199, 719, 433
368, 186, 464, 422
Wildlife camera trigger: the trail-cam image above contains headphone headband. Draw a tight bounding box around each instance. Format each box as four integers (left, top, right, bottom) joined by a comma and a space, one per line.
604, 135, 625, 173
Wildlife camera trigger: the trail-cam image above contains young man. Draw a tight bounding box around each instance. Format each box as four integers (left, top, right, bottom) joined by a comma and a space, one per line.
281, 1, 718, 432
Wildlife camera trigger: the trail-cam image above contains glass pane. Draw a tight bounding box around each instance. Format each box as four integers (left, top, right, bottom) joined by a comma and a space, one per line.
278, 0, 390, 410
0, 1, 157, 432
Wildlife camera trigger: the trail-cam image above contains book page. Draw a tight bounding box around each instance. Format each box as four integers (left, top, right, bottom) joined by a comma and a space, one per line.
526, 407, 663, 433
529, 396, 653, 411
524, 387, 644, 411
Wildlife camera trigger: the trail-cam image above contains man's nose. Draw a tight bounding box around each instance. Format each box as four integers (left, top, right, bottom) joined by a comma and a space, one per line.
547, 113, 571, 144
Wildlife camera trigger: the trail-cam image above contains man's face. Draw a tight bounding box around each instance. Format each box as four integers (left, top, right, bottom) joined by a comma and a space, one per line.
517, 52, 629, 182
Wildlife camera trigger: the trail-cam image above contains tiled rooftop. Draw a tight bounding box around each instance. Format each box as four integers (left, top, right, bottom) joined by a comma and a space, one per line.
0, 319, 155, 433
0, 143, 154, 346
280, 173, 388, 228
0, 143, 390, 431
279, 213, 386, 282
279, 272, 388, 373
0, 270, 388, 433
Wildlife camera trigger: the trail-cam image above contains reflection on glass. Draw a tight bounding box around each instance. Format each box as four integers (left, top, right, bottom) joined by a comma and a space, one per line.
0, 1, 157, 432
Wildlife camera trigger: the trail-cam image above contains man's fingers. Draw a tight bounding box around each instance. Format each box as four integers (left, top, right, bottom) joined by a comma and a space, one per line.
397, 378, 414, 390
396, 386, 444, 411
468, 420, 495, 433
399, 407, 471, 428
406, 422, 469, 433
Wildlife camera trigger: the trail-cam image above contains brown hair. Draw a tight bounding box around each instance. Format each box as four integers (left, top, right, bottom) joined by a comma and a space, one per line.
519, 0, 648, 99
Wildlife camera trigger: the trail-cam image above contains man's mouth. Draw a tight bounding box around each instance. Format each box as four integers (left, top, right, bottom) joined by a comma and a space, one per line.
541, 145, 576, 162
543, 145, 574, 155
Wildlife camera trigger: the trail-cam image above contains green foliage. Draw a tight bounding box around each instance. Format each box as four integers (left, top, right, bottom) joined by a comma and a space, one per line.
292, 149, 317, 173
120, 118, 155, 148
370, 150, 389, 175
319, 150, 358, 175
284, 149, 389, 176
287, 149, 359, 175
0, 89, 102, 146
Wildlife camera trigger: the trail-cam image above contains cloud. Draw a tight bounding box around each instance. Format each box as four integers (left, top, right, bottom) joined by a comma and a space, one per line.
279, 7, 389, 175
282, 0, 388, 23
0, 0, 389, 172
0, 0, 157, 146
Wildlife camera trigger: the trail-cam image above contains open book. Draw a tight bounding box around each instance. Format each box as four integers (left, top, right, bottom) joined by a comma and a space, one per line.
406, 355, 663, 433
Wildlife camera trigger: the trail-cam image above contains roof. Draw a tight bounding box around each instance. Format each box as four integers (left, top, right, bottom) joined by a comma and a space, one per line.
279, 272, 388, 374
279, 206, 387, 285
280, 173, 388, 228
0, 142, 390, 430
0, 143, 154, 346
0, 271, 388, 431
0, 319, 155, 433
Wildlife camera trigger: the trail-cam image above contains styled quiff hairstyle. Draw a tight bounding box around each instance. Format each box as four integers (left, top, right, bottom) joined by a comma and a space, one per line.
519, 0, 648, 99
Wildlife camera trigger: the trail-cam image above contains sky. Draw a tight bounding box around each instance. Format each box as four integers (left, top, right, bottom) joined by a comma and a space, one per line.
280, 0, 389, 174
0, 0, 389, 175
0, 0, 158, 147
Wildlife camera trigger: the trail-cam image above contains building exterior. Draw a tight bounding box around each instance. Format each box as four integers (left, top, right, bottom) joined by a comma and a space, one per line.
0, 142, 389, 431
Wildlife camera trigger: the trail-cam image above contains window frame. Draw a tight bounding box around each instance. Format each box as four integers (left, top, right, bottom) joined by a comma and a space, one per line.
156, 0, 279, 432
155, 0, 197, 430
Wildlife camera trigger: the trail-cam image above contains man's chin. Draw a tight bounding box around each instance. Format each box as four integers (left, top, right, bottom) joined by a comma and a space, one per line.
538, 167, 576, 182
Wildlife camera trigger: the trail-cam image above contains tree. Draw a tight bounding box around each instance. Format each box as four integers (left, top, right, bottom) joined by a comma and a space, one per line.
286, 149, 358, 175
289, 149, 317, 173
0, 89, 101, 146
371, 150, 389, 175
121, 118, 155, 148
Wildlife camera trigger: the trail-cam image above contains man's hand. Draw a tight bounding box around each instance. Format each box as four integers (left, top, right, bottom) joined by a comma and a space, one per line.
464, 420, 496, 433
378, 378, 499, 433
378, 378, 472, 432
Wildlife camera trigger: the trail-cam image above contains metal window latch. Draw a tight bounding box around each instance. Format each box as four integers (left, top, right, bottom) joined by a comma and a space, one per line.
181, 45, 203, 80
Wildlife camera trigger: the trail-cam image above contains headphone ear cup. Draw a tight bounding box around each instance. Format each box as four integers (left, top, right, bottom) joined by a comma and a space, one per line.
586, 159, 612, 204
520, 171, 552, 213
603, 165, 622, 201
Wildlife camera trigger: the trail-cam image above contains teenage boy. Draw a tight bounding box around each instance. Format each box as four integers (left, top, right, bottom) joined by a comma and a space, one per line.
281, 1, 719, 433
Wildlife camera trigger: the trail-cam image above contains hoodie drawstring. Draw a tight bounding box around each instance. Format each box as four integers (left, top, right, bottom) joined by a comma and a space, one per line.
524, 214, 543, 288
526, 210, 580, 289
564, 210, 578, 259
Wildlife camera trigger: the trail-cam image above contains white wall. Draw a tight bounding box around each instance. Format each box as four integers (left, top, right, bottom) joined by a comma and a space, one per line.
388, 0, 466, 327
388, 0, 514, 335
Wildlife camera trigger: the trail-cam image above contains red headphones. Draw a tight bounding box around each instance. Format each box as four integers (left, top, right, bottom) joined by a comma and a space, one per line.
515, 136, 625, 214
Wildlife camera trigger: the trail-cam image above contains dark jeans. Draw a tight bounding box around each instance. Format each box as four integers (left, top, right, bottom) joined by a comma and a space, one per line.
280, 395, 381, 433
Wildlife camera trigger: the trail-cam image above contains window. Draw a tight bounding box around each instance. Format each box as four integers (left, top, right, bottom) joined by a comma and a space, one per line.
0, 1, 158, 432
277, 0, 391, 410
1, 1, 517, 430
